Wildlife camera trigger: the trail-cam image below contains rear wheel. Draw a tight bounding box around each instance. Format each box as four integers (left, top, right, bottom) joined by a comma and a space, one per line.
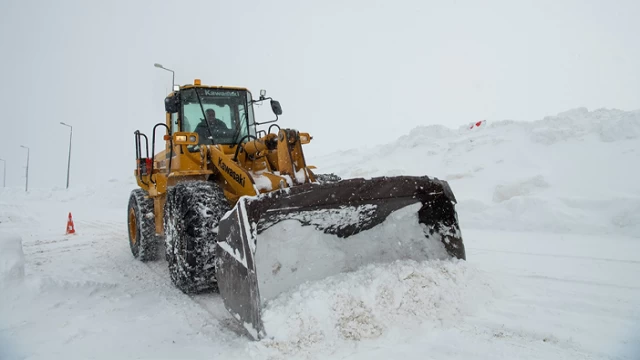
164, 180, 231, 294
127, 189, 158, 261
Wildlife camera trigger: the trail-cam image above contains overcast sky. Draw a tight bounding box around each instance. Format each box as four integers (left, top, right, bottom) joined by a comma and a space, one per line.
0, 0, 638, 189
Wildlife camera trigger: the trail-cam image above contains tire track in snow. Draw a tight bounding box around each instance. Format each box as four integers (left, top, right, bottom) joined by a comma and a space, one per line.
469, 247, 640, 265
518, 274, 640, 291
20, 214, 236, 344
140, 253, 250, 341
62, 216, 238, 339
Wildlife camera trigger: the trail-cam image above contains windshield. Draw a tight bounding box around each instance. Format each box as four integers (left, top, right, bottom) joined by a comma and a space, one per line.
181, 88, 256, 146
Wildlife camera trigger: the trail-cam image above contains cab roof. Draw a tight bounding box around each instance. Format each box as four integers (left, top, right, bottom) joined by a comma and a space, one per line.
165, 79, 251, 97
179, 84, 249, 91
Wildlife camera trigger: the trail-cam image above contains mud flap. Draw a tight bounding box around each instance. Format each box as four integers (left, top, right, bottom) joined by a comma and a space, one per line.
214, 175, 465, 340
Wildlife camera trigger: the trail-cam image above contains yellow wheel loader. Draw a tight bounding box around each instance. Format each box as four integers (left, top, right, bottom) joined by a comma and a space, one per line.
127, 79, 466, 340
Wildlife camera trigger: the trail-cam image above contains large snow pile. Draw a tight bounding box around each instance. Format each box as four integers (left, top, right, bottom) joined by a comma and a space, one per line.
255, 203, 452, 302
312, 107, 640, 237
257, 258, 494, 358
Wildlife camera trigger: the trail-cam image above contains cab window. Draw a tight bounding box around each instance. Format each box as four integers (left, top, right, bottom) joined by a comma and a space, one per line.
180, 88, 251, 146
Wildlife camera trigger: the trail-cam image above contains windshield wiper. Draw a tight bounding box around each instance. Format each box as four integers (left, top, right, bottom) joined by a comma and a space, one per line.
229, 111, 249, 148
194, 88, 215, 144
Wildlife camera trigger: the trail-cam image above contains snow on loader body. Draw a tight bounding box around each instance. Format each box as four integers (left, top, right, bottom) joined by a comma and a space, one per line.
127, 77, 466, 341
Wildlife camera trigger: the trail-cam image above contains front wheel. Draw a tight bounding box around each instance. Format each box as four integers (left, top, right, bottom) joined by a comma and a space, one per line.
164, 180, 231, 294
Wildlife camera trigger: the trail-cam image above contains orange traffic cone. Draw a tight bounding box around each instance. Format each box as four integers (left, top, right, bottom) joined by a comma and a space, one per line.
66, 212, 76, 234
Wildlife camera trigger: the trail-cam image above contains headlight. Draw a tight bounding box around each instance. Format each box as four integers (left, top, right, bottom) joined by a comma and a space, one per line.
174, 133, 197, 145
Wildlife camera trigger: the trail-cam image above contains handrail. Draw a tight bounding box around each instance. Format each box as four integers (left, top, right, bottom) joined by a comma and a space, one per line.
134, 130, 149, 186
150, 123, 172, 184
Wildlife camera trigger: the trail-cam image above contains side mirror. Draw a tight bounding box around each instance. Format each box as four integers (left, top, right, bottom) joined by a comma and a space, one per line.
270, 100, 282, 115
164, 94, 179, 113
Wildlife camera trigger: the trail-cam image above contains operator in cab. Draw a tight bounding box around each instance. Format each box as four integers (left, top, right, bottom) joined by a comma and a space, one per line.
195, 109, 231, 144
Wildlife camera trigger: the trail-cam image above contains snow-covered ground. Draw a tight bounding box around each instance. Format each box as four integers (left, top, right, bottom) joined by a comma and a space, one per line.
1, 107, 639, 359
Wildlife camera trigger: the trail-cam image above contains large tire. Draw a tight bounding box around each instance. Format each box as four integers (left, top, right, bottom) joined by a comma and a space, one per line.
164, 180, 231, 294
127, 189, 158, 261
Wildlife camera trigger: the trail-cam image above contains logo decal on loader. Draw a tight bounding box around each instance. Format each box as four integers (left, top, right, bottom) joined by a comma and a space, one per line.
203, 89, 241, 97
219, 158, 246, 187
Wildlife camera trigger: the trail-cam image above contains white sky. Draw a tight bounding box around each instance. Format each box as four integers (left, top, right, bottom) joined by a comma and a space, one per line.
0, 0, 639, 189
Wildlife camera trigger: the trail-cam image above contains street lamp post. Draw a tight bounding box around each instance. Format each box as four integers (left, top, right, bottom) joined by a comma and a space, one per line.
0, 158, 5, 187
60, 122, 73, 189
154, 63, 175, 89
20, 145, 29, 192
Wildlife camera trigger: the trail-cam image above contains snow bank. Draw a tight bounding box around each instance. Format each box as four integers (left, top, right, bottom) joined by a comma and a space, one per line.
311, 107, 640, 238
0, 232, 25, 285
532, 107, 640, 144
257, 258, 494, 358
0, 177, 138, 207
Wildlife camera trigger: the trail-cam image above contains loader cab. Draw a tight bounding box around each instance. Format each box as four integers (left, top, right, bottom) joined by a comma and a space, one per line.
165, 84, 258, 149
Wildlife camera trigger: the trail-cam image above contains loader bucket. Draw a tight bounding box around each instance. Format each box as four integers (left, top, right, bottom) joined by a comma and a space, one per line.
213, 175, 465, 340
